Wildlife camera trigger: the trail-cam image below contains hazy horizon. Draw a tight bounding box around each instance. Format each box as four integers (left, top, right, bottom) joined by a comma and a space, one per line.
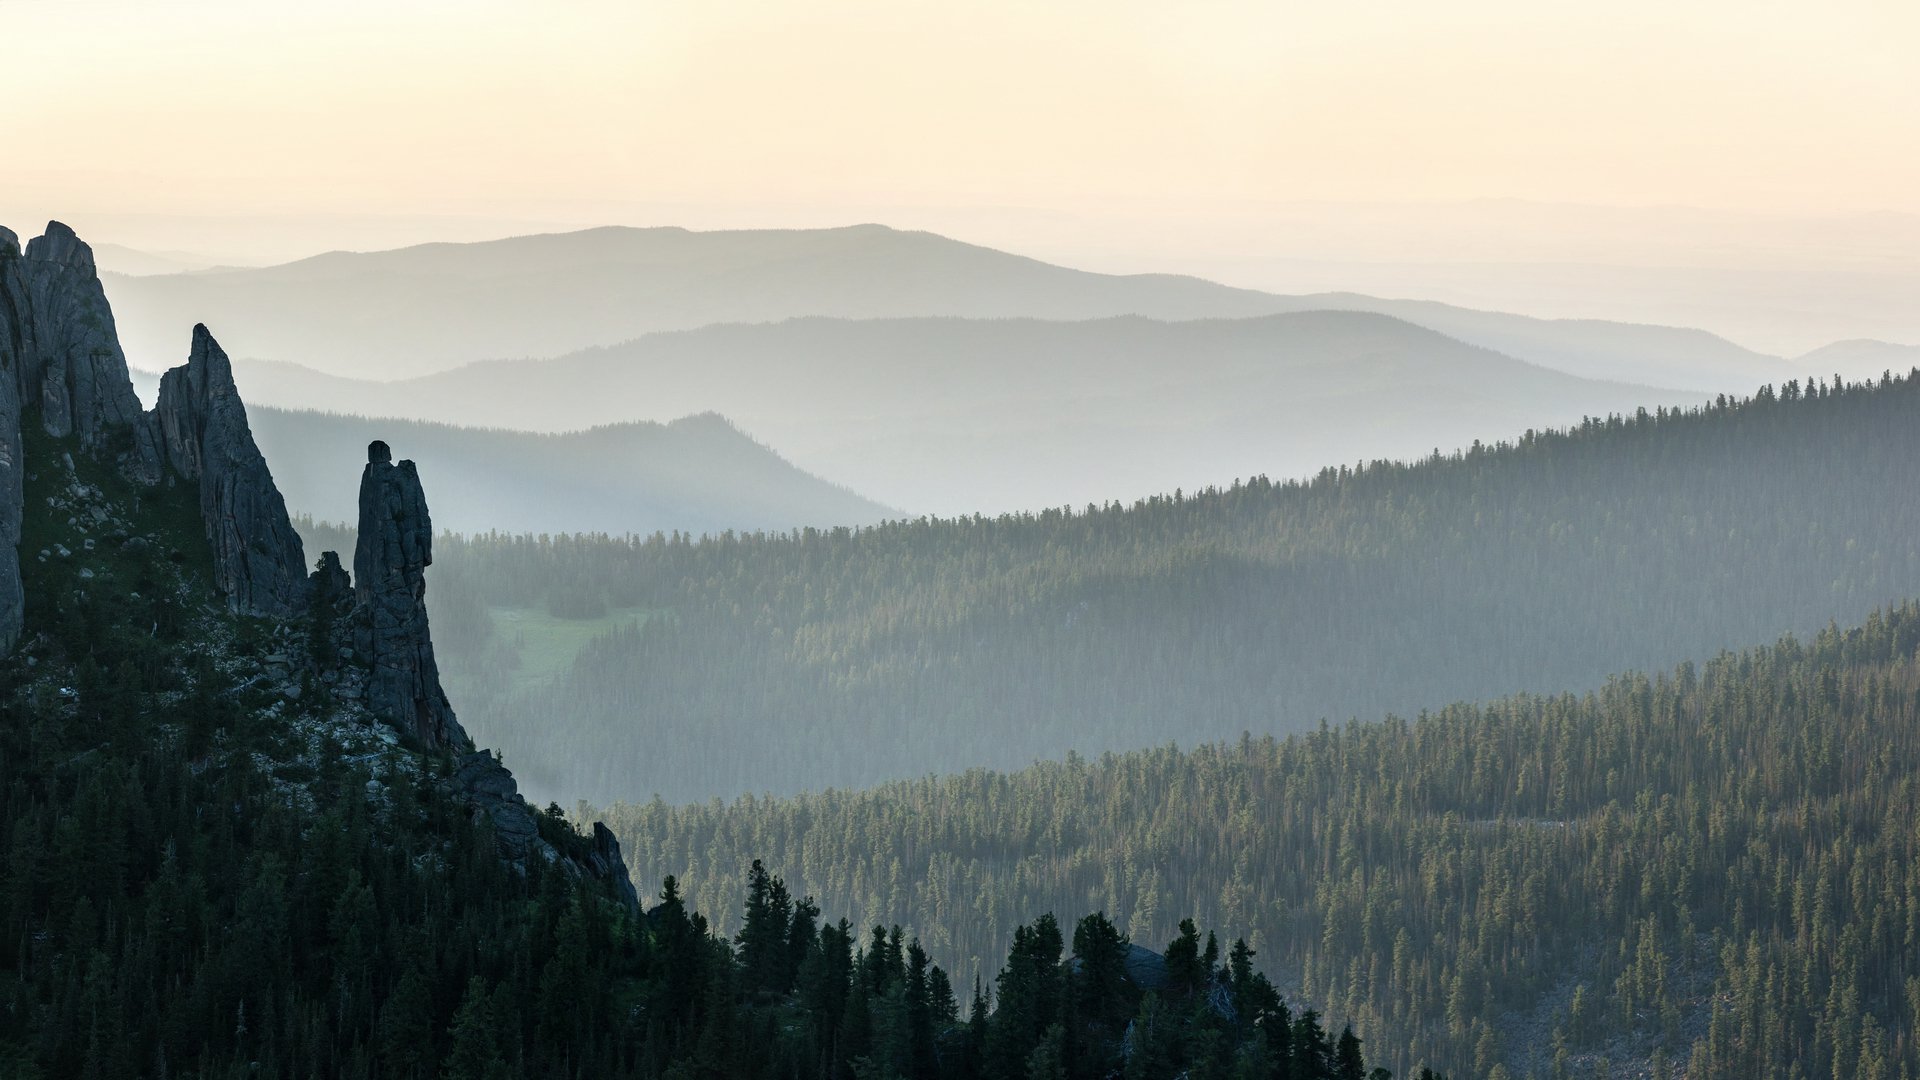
5, 0, 1917, 352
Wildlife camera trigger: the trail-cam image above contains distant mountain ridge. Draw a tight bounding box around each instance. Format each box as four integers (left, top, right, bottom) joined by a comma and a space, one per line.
1794, 337, 1920, 377
420, 369, 1920, 806
210, 310, 1704, 515
103, 223, 1793, 391
246, 406, 896, 536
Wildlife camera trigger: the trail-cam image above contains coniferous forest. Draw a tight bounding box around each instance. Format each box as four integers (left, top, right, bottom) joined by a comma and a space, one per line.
324, 371, 1920, 804
0, 423, 1407, 1080
13, 4, 1918, 1078
599, 603, 1920, 1079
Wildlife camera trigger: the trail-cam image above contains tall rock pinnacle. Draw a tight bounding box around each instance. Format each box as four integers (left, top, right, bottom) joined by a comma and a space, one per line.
2, 221, 147, 445
150, 325, 309, 617
353, 439, 468, 749
1, 221, 159, 649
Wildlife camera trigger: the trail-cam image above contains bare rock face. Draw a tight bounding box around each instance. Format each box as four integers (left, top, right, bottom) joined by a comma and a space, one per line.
309, 549, 351, 608
590, 822, 643, 912
149, 325, 309, 617
2, 222, 147, 446
0, 221, 157, 650
454, 750, 544, 857
353, 439, 468, 749
450, 750, 642, 913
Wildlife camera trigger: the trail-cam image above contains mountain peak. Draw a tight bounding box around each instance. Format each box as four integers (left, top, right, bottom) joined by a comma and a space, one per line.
25, 220, 97, 271
0, 219, 637, 905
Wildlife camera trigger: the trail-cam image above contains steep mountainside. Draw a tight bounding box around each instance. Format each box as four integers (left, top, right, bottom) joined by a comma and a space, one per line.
1, 220, 1424, 1080
404, 373, 1920, 804
0, 221, 649, 1075
218, 313, 1703, 515
102, 223, 1787, 389
599, 605, 1920, 1080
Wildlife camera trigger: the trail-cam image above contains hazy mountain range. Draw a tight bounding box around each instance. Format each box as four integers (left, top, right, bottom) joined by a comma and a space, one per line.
246, 407, 888, 535
102, 223, 1815, 391
212, 311, 1698, 515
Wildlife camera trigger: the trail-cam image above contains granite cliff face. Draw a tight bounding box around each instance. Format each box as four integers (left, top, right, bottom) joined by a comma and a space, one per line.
351, 438, 467, 750
1, 222, 156, 649
149, 324, 310, 617
0, 221, 148, 445
2, 224, 305, 644
0, 220, 638, 909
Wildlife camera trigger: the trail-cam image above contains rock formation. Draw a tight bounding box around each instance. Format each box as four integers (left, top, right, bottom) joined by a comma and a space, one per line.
0, 221, 148, 447
148, 325, 309, 617
309, 549, 352, 608
1, 221, 157, 649
590, 822, 643, 911
0, 219, 638, 911
352, 439, 468, 749
454, 749, 544, 857
3, 221, 302, 644
449, 749, 641, 912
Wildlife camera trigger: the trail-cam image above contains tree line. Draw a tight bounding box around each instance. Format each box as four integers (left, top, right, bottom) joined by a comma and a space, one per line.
1, 420, 1420, 1079
297, 370, 1920, 804
596, 603, 1920, 1079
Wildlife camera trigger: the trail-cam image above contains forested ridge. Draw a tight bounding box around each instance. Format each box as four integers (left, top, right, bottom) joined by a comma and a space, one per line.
597, 602, 1920, 1080
332, 369, 1920, 803
0, 426, 1414, 1078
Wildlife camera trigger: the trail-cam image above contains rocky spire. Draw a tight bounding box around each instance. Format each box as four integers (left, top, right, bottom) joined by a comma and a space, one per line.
0, 221, 160, 650
149, 325, 309, 617
353, 439, 468, 749
2, 221, 149, 445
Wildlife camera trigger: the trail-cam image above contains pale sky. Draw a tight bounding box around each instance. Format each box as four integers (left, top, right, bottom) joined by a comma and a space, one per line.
4, 0, 1919, 355
3, 0, 1915, 223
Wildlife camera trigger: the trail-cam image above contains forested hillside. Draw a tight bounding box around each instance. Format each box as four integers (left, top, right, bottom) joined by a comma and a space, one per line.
0, 457, 1405, 1080
1, 457, 1392, 1080
389, 371, 1920, 803
597, 602, 1920, 1080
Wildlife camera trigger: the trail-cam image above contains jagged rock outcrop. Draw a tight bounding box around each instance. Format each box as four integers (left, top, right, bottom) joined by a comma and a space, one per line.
1, 221, 158, 650
454, 749, 544, 857
590, 822, 643, 911
352, 439, 468, 749
0, 219, 640, 911
449, 750, 642, 913
2, 221, 298, 646
345, 439, 637, 907
1, 221, 148, 446
148, 325, 309, 617
309, 549, 351, 608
